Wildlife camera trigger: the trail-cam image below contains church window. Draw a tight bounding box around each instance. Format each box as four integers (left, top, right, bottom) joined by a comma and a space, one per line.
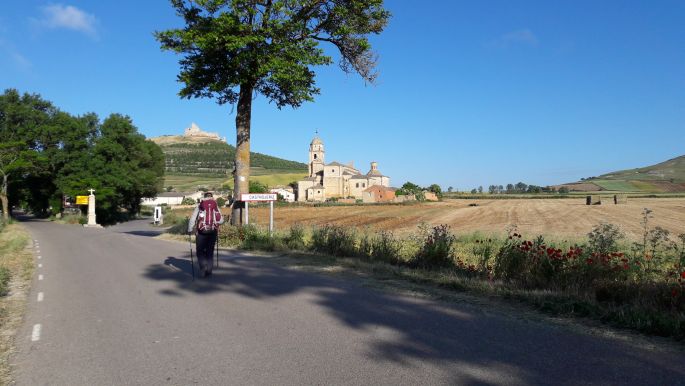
363, 183, 366, 188
314, 154, 317, 159
356, 183, 359, 188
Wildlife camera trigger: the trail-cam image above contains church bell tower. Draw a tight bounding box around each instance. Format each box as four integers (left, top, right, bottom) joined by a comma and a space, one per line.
309, 135, 325, 176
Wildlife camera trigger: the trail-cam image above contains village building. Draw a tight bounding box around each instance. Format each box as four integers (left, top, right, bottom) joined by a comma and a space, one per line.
296, 136, 391, 202
270, 187, 296, 202
362, 185, 396, 203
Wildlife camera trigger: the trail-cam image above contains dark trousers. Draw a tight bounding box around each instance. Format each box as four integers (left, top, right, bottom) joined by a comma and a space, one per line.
195, 231, 217, 273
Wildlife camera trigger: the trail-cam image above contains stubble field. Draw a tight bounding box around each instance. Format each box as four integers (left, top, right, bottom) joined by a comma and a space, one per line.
242, 198, 685, 240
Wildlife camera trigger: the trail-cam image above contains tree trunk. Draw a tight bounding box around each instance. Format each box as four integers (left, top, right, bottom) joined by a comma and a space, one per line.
1, 174, 8, 221
231, 83, 253, 225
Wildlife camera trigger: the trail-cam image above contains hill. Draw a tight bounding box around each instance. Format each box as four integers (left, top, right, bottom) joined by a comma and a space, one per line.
150, 135, 307, 177
557, 155, 685, 193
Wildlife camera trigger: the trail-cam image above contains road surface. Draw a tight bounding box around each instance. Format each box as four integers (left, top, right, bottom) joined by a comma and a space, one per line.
11, 218, 685, 385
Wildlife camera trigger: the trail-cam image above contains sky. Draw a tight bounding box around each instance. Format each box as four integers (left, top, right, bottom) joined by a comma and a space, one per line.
1, 1, 684, 190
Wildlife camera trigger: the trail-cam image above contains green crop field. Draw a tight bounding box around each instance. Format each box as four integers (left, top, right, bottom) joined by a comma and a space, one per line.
591, 179, 641, 192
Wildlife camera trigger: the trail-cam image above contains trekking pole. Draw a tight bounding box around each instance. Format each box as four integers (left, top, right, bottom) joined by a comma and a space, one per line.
188, 233, 195, 281
215, 230, 219, 269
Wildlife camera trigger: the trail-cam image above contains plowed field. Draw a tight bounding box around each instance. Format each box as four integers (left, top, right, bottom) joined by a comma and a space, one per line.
244, 198, 685, 240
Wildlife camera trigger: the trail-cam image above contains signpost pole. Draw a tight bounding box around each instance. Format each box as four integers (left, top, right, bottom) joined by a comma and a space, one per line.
245, 202, 249, 225
269, 200, 274, 236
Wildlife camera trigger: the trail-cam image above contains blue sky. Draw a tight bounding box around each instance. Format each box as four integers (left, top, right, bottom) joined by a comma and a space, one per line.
1, 1, 684, 190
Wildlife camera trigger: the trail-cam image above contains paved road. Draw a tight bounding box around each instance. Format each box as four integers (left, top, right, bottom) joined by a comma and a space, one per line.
12, 218, 685, 385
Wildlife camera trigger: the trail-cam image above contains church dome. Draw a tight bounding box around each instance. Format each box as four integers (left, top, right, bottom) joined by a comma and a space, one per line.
310, 136, 323, 146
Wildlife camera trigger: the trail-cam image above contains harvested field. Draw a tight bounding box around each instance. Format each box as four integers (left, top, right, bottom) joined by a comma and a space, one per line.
241, 198, 685, 240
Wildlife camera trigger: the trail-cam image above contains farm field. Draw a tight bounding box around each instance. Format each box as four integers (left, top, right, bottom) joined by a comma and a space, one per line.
238, 198, 685, 240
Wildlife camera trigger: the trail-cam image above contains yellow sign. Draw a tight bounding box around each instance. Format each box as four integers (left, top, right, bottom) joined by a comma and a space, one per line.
76, 196, 89, 205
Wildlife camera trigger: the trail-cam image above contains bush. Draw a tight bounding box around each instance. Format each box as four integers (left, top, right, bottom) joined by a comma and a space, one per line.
412, 224, 456, 269
181, 197, 197, 205
310, 225, 357, 257
587, 223, 624, 257
371, 230, 402, 264
285, 224, 306, 250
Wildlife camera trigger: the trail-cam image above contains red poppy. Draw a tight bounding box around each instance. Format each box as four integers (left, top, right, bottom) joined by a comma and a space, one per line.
681, 271, 685, 279
587, 258, 594, 264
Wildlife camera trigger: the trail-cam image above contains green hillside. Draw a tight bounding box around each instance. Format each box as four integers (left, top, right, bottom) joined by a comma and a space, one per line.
151, 136, 307, 177
561, 155, 685, 193
599, 155, 685, 182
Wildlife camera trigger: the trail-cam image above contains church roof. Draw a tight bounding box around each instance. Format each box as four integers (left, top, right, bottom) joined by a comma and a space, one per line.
366, 167, 386, 177
350, 175, 368, 180
326, 161, 345, 167
310, 136, 323, 146
308, 184, 324, 189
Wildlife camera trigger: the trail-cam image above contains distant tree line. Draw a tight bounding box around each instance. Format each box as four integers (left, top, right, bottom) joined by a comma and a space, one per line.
468, 182, 569, 194
0, 89, 164, 224
160, 142, 307, 177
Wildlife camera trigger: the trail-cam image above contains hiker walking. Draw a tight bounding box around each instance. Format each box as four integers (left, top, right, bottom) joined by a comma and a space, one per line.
188, 192, 224, 277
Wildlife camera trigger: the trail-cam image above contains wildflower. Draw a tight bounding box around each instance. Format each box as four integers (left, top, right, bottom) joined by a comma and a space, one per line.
587, 258, 594, 264
681, 271, 685, 279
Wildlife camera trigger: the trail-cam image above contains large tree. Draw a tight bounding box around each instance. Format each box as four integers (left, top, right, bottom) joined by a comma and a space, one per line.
0, 89, 55, 220
156, 0, 390, 224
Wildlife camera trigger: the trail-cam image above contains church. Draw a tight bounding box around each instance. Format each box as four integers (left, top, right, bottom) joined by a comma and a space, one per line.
296, 136, 391, 202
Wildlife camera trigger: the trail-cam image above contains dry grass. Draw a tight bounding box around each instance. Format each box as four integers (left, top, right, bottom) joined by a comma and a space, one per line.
221, 198, 685, 241
0, 224, 34, 384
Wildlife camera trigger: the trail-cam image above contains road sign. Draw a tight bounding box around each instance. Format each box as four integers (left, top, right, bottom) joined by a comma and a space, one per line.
240, 193, 277, 234
76, 196, 89, 205
241, 193, 277, 202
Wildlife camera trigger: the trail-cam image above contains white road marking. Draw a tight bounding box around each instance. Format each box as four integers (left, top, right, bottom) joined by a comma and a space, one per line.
31, 324, 41, 341
37, 292, 44, 302
38, 264, 42, 268
38, 275, 44, 281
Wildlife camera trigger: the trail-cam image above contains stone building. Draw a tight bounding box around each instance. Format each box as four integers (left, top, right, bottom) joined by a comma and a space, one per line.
183, 122, 225, 142
296, 136, 391, 202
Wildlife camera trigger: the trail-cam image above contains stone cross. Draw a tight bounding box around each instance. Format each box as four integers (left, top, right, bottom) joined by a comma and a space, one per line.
88, 188, 96, 195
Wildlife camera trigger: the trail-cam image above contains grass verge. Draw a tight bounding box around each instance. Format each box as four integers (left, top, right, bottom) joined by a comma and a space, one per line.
0, 223, 34, 384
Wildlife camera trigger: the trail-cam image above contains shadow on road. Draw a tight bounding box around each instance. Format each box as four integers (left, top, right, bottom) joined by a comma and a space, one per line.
143, 252, 685, 385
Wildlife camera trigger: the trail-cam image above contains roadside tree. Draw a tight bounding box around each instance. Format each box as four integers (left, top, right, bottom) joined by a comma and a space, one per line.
156, 0, 390, 225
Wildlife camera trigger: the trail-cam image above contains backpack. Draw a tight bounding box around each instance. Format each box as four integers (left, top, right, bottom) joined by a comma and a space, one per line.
197, 199, 222, 233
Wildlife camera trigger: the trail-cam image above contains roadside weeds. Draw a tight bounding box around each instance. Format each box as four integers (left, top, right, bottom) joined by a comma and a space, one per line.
0, 224, 34, 384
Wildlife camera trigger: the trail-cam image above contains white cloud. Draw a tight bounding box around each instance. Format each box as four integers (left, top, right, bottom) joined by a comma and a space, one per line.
491, 29, 539, 48
36, 4, 98, 37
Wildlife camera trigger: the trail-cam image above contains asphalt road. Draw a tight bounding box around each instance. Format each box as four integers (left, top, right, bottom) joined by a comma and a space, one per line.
11, 218, 685, 385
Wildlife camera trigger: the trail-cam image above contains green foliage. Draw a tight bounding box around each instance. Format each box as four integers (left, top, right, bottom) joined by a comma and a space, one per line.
216, 197, 226, 207
249, 180, 269, 193
1, 89, 165, 224
181, 197, 197, 205
412, 224, 456, 269
156, 1, 390, 107
311, 225, 357, 257
285, 224, 306, 250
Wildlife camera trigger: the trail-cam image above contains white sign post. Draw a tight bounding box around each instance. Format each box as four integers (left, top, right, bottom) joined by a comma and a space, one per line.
241, 194, 277, 235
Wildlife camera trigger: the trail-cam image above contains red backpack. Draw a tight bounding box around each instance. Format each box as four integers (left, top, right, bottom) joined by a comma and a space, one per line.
197, 199, 222, 232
